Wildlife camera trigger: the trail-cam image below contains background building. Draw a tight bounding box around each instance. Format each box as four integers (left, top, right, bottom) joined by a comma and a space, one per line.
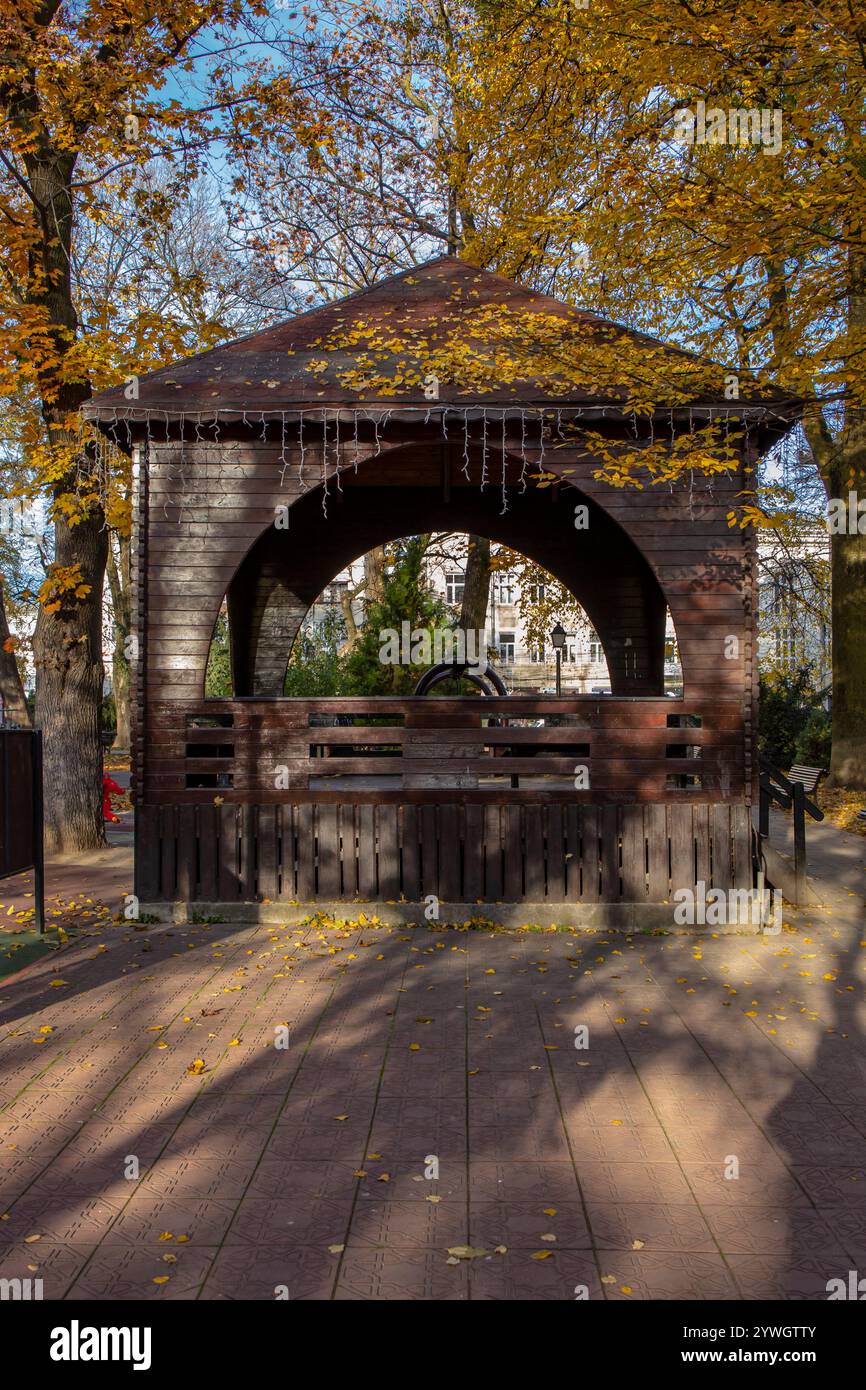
304, 538, 684, 695
755, 524, 831, 692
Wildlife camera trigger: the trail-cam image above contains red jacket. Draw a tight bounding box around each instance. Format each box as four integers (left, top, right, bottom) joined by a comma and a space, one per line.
102, 773, 123, 821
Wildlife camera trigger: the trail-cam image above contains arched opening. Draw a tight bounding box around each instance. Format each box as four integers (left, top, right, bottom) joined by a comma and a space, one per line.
203, 442, 677, 700
664, 607, 684, 696
205, 533, 616, 699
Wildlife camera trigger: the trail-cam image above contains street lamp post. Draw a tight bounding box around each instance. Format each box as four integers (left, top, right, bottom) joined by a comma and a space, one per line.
551, 622, 567, 697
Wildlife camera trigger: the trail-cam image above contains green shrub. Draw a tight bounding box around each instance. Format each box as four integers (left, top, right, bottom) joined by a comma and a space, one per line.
101, 690, 116, 733
284, 610, 351, 695
342, 537, 454, 695
794, 709, 832, 768
758, 666, 820, 768
205, 610, 232, 697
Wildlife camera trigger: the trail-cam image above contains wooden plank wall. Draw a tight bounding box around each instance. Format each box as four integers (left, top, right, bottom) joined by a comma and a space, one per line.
130, 444, 148, 807
131, 421, 756, 907
135, 800, 753, 904
134, 426, 756, 811
158, 694, 743, 801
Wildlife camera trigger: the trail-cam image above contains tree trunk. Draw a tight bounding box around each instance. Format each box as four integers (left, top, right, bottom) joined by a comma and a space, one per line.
22, 142, 108, 852
827, 512, 866, 790
459, 534, 491, 637
107, 536, 132, 752
364, 546, 386, 606
825, 232, 866, 788
338, 585, 359, 653
33, 511, 108, 852
111, 644, 131, 752
0, 578, 32, 727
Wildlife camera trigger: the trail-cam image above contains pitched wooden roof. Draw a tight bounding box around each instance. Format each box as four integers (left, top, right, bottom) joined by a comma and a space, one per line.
85, 254, 799, 423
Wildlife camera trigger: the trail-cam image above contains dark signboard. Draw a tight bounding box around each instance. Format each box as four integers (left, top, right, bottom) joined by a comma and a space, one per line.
0, 729, 44, 932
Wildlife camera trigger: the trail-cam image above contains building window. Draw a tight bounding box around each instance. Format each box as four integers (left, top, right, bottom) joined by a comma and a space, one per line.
497, 573, 515, 604
530, 644, 545, 664
498, 632, 515, 663
775, 628, 800, 663
588, 633, 602, 663
445, 571, 465, 606
527, 581, 546, 604
0, 500, 24, 533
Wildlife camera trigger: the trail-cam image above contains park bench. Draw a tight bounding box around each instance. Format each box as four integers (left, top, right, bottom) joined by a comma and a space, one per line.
786, 764, 826, 796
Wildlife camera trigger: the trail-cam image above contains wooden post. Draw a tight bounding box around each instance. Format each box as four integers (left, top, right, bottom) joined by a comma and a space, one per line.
792, 780, 807, 903
33, 731, 45, 934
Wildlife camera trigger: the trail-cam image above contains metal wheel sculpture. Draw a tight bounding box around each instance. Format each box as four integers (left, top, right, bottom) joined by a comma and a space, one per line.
413, 660, 508, 698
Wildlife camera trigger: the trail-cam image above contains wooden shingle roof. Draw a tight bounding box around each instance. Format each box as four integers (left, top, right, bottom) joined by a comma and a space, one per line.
85, 254, 800, 424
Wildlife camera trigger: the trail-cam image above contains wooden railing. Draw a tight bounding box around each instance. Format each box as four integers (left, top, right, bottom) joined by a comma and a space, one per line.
758, 754, 824, 902
145, 695, 747, 804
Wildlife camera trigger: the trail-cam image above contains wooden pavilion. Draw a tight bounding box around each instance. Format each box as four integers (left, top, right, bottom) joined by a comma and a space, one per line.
86, 257, 800, 924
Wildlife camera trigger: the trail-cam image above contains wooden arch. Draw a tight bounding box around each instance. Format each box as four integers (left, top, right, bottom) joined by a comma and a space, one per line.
221, 440, 672, 698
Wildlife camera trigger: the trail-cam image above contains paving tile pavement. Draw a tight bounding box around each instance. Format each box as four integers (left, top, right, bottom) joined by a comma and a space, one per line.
0, 904, 865, 1300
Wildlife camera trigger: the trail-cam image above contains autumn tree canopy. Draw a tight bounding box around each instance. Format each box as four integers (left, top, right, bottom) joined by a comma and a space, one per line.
0, 0, 297, 849
240, 0, 864, 783
2, 0, 863, 849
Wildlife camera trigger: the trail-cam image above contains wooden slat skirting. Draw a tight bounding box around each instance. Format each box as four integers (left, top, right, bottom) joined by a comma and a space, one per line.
135, 801, 754, 905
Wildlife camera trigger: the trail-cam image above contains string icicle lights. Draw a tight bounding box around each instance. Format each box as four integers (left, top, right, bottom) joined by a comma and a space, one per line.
500, 411, 508, 516
334, 412, 343, 494
321, 410, 329, 517
83, 394, 787, 564
278, 412, 289, 485
480, 408, 488, 490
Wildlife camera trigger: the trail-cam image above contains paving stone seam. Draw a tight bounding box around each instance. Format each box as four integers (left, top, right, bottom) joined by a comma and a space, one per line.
463, 938, 473, 1299
645, 969, 864, 1277
194, 925, 374, 1301
328, 933, 425, 1301
596, 988, 756, 1297
0, 921, 276, 1295
73, 918, 333, 1299
535, 998, 610, 1299
650, 953, 866, 1149
0, 940, 227, 1111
